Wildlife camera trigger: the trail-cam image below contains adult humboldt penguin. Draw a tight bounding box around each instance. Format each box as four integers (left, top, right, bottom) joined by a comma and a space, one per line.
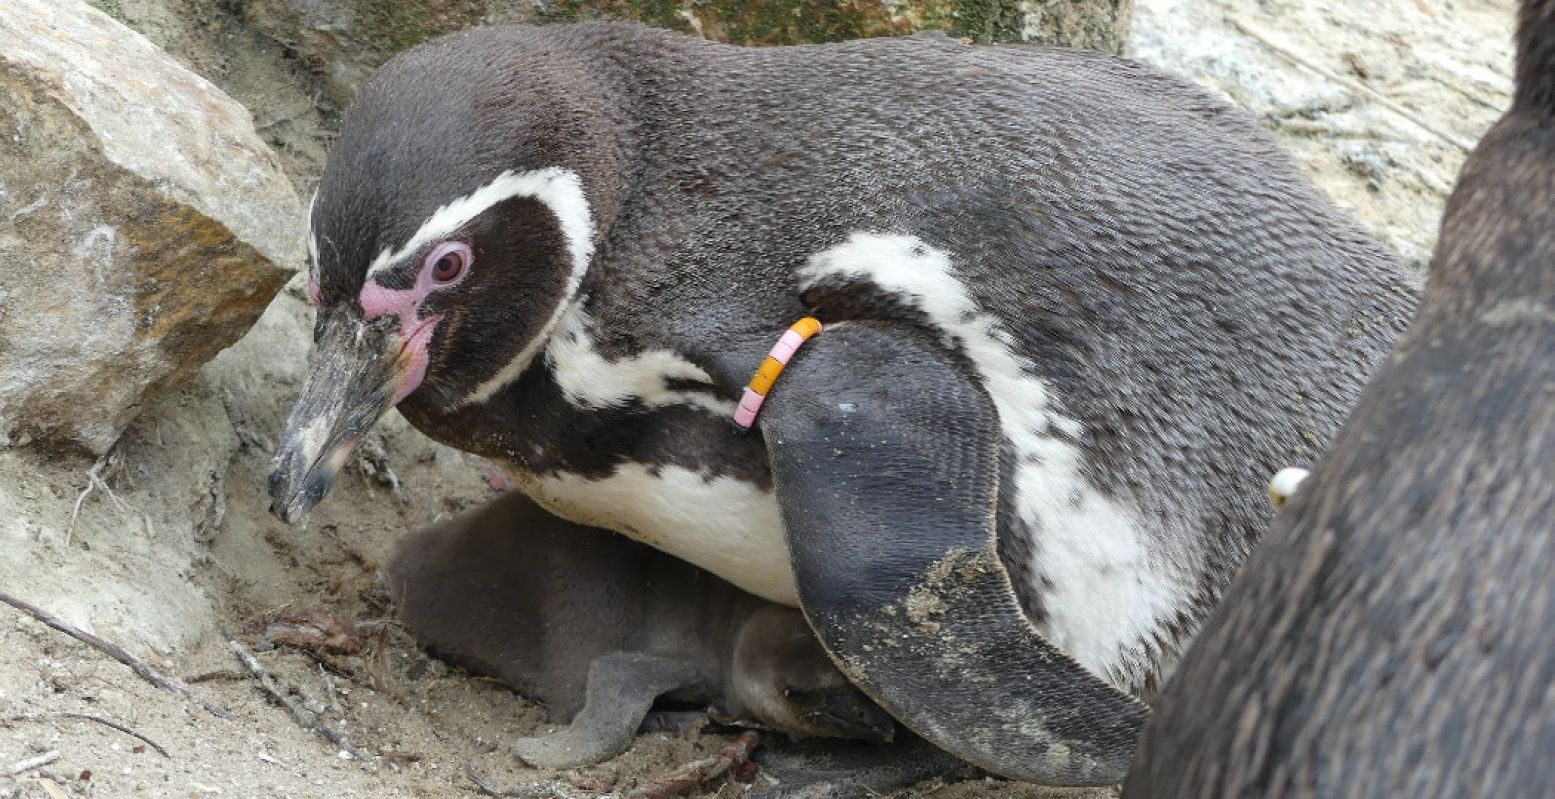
268, 23, 1417, 785
1125, 2, 1555, 796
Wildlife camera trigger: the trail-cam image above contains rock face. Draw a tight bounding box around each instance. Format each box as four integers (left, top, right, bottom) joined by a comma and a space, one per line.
242, 0, 1132, 108
1130, 0, 1514, 268
0, 0, 300, 454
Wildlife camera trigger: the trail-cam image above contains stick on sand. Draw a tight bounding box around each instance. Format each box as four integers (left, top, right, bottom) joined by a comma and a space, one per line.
0, 591, 230, 719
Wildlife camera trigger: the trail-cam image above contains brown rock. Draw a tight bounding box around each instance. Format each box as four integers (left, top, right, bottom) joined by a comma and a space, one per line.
0, 0, 301, 453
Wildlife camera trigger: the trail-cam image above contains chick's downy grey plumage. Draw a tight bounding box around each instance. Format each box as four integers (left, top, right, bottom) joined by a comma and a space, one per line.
272, 23, 1417, 784
387, 491, 895, 770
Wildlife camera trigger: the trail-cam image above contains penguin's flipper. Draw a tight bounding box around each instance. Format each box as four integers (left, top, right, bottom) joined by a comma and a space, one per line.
511, 653, 698, 768
760, 322, 1146, 786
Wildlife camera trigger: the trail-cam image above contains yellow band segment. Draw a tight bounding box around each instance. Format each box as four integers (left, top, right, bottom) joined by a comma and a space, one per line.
755, 357, 785, 386
791, 316, 823, 339
749, 370, 777, 395
743, 317, 824, 398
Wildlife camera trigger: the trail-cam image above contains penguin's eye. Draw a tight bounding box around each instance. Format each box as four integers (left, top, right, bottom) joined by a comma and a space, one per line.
433, 252, 463, 282
424, 241, 471, 286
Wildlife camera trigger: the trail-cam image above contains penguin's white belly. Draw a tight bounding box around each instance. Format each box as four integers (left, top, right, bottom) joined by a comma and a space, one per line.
510, 463, 799, 605
514, 302, 796, 603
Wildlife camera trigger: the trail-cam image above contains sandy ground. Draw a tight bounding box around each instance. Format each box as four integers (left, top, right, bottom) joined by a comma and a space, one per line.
0, 1, 1518, 797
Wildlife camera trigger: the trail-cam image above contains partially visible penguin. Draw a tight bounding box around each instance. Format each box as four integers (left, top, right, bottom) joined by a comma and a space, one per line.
386, 489, 895, 768
268, 22, 1418, 783
1126, 3, 1555, 796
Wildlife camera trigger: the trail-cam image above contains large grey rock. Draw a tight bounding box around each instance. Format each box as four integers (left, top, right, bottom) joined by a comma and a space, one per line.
0, 0, 301, 453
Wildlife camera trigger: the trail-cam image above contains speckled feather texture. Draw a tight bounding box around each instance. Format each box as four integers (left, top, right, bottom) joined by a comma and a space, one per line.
1126, 2, 1555, 796
296, 21, 1420, 783
313, 20, 1418, 657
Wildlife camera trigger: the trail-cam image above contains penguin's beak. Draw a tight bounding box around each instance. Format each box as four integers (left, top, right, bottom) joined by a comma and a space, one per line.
815, 690, 898, 745
268, 309, 420, 523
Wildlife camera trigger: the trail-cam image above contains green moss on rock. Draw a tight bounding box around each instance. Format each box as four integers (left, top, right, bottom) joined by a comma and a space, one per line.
350, 0, 487, 53
83, 0, 131, 24
1022, 0, 1132, 53
248, 0, 1129, 104
688, 0, 943, 45
552, 0, 685, 32
551, 0, 979, 46
947, 0, 1023, 43
549, 0, 1126, 49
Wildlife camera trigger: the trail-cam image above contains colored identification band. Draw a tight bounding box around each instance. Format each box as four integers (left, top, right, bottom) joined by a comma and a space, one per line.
733, 317, 824, 430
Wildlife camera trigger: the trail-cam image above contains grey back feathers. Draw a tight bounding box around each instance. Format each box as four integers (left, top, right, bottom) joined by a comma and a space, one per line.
1126, 2, 1555, 795
292, 21, 1424, 782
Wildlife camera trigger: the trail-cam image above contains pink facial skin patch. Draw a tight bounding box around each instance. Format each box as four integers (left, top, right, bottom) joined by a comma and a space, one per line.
357, 241, 473, 404
393, 314, 441, 404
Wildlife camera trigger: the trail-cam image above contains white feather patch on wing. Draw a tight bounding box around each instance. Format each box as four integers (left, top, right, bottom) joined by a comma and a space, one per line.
1267, 467, 1310, 510
798, 231, 1187, 691
305, 189, 319, 268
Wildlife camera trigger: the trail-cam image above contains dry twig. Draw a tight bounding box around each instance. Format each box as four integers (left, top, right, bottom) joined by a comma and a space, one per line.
0, 590, 230, 719
224, 632, 361, 759
33, 778, 71, 799
184, 669, 249, 684
5, 751, 59, 777
65, 452, 129, 545
319, 664, 342, 714
464, 765, 516, 797
1226, 14, 1474, 153
626, 731, 763, 799
58, 713, 169, 758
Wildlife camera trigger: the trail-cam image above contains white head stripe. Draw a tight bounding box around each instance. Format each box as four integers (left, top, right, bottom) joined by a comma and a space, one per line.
449, 167, 595, 408
364, 167, 593, 280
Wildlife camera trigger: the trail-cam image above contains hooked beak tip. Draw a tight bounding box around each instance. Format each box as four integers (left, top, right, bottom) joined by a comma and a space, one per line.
267, 443, 343, 523
267, 494, 305, 524
267, 472, 311, 524
266, 476, 328, 525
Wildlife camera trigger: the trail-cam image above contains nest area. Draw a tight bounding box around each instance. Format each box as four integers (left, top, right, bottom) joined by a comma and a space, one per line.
0, 0, 1513, 796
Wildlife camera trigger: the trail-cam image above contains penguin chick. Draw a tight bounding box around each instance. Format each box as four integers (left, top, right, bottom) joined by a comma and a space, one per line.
385, 489, 895, 769
730, 606, 897, 743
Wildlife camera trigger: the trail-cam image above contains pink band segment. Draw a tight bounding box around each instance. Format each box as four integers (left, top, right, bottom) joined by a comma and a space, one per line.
738, 387, 764, 414
734, 384, 770, 429
732, 317, 824, 430
775, 330, 805, 356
